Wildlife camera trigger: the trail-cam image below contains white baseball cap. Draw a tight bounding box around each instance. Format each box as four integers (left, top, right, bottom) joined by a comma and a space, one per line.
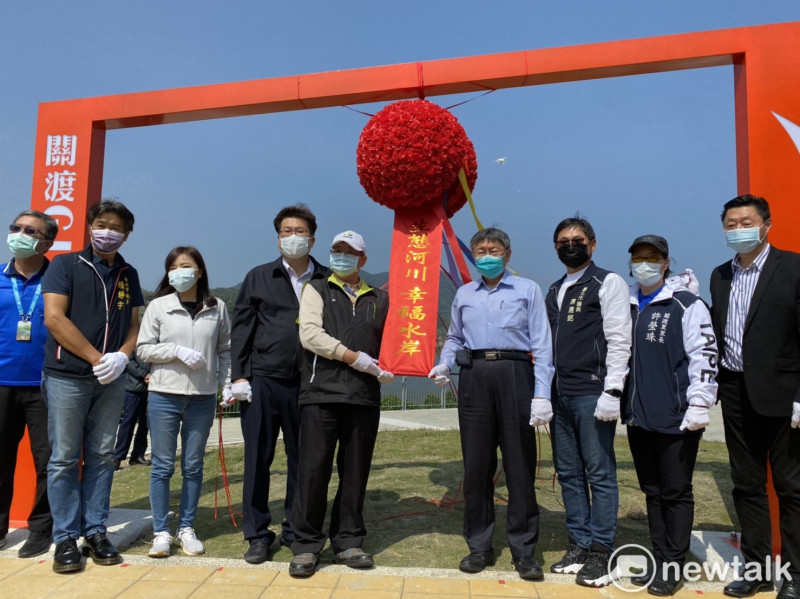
331, 230, 366, 253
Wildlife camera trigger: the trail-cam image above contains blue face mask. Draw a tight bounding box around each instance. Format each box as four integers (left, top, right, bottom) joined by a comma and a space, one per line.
725, 226, 763, 254
7, 232, 40, 259
475, 255, 506, 279
330, 252, 359, 276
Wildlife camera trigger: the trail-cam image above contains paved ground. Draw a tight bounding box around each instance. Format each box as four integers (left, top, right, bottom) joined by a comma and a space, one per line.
2, 405, 747, 598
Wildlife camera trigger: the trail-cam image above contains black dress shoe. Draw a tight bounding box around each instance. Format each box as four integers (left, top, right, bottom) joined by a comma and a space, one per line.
513, 556, 544, 581
18, 530, 52, 558
459, 550, 495, 573
723, 578, 773, 597
243, 541, 269, 564
334, 548, 374, 569
778, 581, 800, 599
289, 552, 319, 578
129, 456, 152, 466
82, 533, 122, 565
648, 576, 684, 596
631, 570, 652, 587
113, 459, 122, 471
53, 539, 83, 573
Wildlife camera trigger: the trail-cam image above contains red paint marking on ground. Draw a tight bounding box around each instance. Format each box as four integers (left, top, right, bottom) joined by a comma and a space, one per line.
217, 567, 225, 571
121, 563, 130, 568
498, 580, 506, 584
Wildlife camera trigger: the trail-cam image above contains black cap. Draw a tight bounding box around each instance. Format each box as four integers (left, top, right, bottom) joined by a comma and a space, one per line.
628, 234, 669, 256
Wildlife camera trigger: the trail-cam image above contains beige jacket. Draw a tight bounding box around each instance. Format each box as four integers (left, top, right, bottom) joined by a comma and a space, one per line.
136, 293, 231, 396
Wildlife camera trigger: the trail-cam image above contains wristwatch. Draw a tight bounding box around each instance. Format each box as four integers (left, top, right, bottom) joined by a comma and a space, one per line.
604, 389, 623, 398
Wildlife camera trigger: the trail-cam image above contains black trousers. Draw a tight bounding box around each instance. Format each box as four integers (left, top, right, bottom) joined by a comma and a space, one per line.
240, 375, 301, 544
627, 425, 701, 565
718, 369, 800, 578
457, 358, 539, 559
0, 385, 52, 536
290, 403, 380, 555
113, 390, 149, 462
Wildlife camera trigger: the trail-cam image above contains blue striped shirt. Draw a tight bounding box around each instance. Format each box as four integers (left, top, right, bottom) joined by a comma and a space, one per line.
722, 244, 771, 371
439, 271, 554, 398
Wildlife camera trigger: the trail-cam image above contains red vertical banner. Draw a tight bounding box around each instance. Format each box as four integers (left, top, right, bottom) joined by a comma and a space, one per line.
378, 209, 443, 376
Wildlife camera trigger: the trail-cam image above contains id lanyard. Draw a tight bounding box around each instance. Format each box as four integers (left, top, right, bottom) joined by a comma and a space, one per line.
11, 276, 42, 342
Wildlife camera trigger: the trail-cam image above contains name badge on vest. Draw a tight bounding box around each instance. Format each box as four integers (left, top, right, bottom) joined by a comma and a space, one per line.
16, 320, 32, 341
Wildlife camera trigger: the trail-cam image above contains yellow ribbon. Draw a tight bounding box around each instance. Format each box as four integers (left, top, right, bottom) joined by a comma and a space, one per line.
458, 168, 484, 231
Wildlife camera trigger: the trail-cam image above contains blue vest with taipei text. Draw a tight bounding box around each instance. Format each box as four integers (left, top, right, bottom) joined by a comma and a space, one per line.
622, 289, 706, 434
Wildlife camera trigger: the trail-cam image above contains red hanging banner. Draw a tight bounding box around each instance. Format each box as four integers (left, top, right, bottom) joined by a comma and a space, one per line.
378, 208, 443, 376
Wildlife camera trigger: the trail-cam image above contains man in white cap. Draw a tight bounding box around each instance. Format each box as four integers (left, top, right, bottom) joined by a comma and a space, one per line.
288, 230, 394, 578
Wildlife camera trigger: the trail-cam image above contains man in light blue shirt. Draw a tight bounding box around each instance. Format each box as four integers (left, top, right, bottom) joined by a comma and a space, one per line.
429, 228, 554, 581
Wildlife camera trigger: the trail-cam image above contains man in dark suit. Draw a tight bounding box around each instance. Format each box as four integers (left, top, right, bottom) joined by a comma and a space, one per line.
710, 194, 800, 599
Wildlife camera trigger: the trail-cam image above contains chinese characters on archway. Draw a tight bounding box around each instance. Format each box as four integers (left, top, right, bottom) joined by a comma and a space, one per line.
43, 134, 79, 251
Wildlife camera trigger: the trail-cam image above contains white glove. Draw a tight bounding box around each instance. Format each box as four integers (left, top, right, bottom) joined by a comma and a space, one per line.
428, 364, 450, 388
529, 398, 553, 427
93, 352, 129, 384
791, 402, 800, 429
231, 381, 252, 403
174, 345, 207, 370
594, 392, 620, 421
377, 370, 395, 385
220, 384, 236, 407
680, 405, 710, 431
350, 351, 381, 377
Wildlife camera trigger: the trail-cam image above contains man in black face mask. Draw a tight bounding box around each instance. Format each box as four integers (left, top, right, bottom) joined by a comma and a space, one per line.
543, 216, 631, 588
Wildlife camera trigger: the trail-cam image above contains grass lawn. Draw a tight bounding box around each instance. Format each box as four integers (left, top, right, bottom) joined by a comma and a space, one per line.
111, 428, 736, 573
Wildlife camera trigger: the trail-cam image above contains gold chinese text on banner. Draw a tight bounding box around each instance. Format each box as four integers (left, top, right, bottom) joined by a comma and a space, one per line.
378, 209, 444, 376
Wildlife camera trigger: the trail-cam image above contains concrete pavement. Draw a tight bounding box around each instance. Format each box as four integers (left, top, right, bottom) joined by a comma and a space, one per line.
1, 404, 746, 599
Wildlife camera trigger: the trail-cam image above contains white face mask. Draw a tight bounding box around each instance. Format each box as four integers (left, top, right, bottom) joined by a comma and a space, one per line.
280, 234, 310, 259
631, 262, 664, 288
168, 268, 197, 292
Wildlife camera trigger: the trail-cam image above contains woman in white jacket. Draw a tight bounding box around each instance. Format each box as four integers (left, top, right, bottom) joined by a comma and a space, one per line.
136, 246, 231, 558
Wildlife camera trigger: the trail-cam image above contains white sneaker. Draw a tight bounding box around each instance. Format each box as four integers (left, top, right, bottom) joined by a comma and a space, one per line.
148, 531, 172, 558
176, 527, 204, 556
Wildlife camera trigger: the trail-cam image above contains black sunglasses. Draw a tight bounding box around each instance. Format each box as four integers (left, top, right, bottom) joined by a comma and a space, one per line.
9, 224, 44, 237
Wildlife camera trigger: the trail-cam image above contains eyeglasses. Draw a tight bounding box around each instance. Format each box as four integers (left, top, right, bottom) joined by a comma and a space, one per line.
9, 224, 43, 237
555, 238, 589, 250
472, 249, 506, 258
279, 227, 310, 237
330, 248, 362, 257
630, 256, 663, 264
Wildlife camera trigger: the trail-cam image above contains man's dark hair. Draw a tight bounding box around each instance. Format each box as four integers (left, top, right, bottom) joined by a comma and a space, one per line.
154, 246, 217, 308
273, 204, 317, 236
721, 194, 771, 223
553, 215, 595, 243
14, 209, 58, 240
469, 227, 511, 250
87, 199, 135, 232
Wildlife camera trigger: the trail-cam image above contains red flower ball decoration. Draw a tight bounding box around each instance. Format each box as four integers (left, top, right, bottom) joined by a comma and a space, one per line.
357, 100, 477, 218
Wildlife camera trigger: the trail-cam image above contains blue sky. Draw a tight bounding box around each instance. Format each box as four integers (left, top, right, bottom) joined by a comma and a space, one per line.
2, 2, 799, 295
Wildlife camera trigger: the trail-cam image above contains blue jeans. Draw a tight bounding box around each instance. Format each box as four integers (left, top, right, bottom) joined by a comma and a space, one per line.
43, 372, 126, 544
551, 394, 618, 550
147, 392, 215, 533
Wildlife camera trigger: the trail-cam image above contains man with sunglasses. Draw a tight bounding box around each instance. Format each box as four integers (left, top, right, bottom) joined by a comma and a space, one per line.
544, 216, 631, 587
41, 200, 143, 573
1, 211, 57, 558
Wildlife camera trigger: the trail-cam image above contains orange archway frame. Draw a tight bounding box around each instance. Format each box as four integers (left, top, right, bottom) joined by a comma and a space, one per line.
17, 22, 800, 552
